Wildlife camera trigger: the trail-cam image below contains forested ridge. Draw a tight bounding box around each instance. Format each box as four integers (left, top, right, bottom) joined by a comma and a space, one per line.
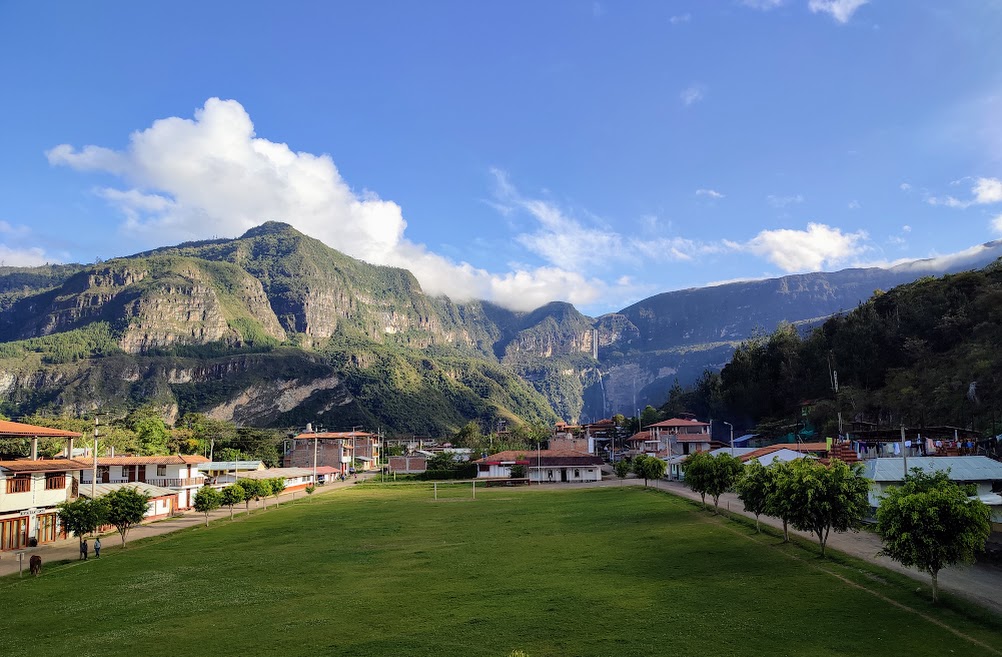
682, 260, 1002, 437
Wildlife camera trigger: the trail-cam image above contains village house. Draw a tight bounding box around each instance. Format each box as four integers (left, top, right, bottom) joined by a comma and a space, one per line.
197, 460, 266, 485
475, 449, 603, 483
0, 420, 85, 551
236, 467, 315, 492
284, 428, 380, 473
80, 482, 178, 520
80, 455, 209, 510
861, 456, 1002, 508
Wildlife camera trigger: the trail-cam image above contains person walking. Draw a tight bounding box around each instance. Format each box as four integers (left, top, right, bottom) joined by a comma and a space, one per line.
80, 538, 88, 561
94, 537, 101, 558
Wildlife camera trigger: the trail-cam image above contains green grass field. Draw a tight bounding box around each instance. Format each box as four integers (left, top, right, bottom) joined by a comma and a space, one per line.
4, 484, 1001, 657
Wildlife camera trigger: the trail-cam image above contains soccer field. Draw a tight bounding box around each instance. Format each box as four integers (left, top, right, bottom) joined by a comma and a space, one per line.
3, 484, 1000, 657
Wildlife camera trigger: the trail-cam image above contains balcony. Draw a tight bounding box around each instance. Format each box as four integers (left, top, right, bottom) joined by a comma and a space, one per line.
80, 477, 205, 489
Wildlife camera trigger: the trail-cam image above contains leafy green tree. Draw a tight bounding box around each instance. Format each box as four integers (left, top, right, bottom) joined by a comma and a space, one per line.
640, 405, 660, 430
220, 483, 245, 519
257, 479, 274, 508
705, 453, 744, 513
632, 454, 666, 486
133, 415, 170, 455
453, 421, 483, 447
237, 478, 263, 513
876, 469, 991, 601
427, 451, 457, 471
764, 460, 796, 542
269, 477, 286, 506
734, 460, 771, 532
305, 484, 316, 502
614, 458, 631, 484
57, 497, 108, 549
785, 459, 870, 556
682, 451, 714, 508
193, 486, 222, 526
509, 464, 527, 479
104, 487, 151, 546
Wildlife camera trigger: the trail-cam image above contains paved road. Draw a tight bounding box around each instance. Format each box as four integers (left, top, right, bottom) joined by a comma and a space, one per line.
0, 475, 369, 578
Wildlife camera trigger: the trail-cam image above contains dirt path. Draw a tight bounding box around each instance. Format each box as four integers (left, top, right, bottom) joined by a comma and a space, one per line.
0, 474, 370, 578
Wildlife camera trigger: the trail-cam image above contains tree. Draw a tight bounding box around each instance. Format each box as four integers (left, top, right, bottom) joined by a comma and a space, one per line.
220, 483, 245, 519
764, 460, 796, 542
257, 479, 274, 508
193, 486, 222, 526
681, 451, 714, 508
427, 451, 457, 471
103, 487, 151, 546
735, 460, 771, 532
640, 405, 660, 429
785, 458, 870, 556
269, 477, 286, 506
305, 484, 316, 502
614, 458, 631, 484
705, 453, 744, 513
237, 478, 263, 513
632, 454, 666, 486
510, 464, 526, 479
876, 469, 991, 602
57, 497, 108, 549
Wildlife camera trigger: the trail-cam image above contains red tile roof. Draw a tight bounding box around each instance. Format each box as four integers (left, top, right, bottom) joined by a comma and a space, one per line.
674, 435, 713, 443
314, 466, 341, 475
647, 418, 710, 428
0, 420, 82, 438
0, 458, 92, 473
478, 449, 603, 466
97, 455, 209, 466
626, 431, 653, 443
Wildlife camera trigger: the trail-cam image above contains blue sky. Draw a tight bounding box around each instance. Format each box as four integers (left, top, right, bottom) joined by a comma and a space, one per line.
1, 1, 1001, 314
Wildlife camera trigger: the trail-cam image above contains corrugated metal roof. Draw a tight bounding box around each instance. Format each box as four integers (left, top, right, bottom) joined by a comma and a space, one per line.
237, 467, 314, 480
0, 458, 92, 473
80, 482, 176, 498
196, 461, 263, 471
862, 456, 1002, 482
0, 419, 81, 438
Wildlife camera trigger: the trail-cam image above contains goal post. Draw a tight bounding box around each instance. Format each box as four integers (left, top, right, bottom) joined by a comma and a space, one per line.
431, 479, 478, 501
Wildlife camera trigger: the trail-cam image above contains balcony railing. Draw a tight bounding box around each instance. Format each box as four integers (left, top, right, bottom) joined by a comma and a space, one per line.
80, 477, 205, 488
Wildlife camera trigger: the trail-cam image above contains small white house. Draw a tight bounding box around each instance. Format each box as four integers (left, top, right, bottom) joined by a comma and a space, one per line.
81, 455, 209, 510
476, 449, 603, 483
80, 482, 178, 520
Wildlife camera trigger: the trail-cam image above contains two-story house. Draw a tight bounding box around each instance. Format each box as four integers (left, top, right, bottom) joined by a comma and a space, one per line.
1, 458, 90, 551
285, 429, 379, 473
647, 418, 714, 456
80, 455, 209, 510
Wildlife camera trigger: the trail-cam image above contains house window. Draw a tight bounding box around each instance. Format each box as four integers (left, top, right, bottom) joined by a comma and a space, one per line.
6, 475, 30, 494
157, 465, 167, 477
574, 469, 580, 478
45, 473, 67, 490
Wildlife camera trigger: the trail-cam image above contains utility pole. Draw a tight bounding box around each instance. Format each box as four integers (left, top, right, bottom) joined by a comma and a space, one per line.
900, 425, 908, 477
91, 416, 99, 499
724, 421, 734, 457
312, 427, 318, 487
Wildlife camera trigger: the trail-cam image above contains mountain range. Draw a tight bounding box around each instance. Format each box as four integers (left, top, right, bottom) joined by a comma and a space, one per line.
1, 221, 999, 434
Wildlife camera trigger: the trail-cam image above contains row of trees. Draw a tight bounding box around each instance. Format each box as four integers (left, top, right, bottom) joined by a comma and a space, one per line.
193, 477, 293, 525
682, 452, 991, 602
58, 487, 151, 547
613, 454, 667, 485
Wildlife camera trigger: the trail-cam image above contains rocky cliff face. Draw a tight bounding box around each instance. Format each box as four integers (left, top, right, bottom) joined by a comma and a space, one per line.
2, 222, 1000, 430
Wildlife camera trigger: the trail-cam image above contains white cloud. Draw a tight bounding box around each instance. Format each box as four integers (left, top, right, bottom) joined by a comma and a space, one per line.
0, 244, 53, 267
847, 200, 861, 210
669, 13, 690, 24
926, 177, 1002, 208
695, 188, 724, 199
744, 222, 869, 271
740, 0, 784, 9
47, 98, 607, 312
808, 0, 869, 24
992, 214, 1002, 235
899, 182, 912, 192
902, 225, 911, 232
973, 177, 1002, 204
680, 85, 705, 106
766, 194, 804, 208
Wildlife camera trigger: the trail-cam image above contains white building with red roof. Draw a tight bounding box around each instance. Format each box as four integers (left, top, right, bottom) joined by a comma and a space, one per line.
80, 454, 209, 509
475, 449, 603, 483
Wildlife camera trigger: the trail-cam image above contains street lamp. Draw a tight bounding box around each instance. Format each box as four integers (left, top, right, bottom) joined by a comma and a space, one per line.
723, 421, 734, 457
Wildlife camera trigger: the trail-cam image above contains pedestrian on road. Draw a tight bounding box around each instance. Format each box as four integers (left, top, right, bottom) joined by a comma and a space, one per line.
80, 538, 88, 561
94, 537, 101, 558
